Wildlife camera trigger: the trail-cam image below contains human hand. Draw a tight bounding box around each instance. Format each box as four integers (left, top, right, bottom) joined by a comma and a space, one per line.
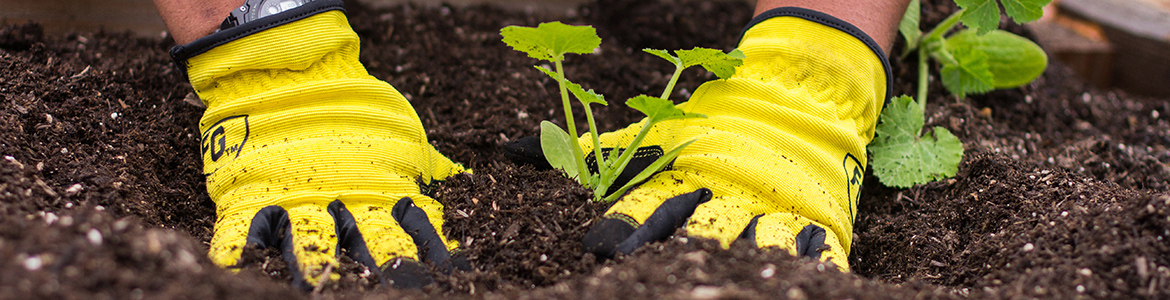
171, 1, 468, 288
507, 8, 891, 270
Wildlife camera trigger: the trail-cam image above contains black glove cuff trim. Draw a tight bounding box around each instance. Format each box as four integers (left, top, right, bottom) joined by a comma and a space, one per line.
737, 7, 894, 107
168, 0, 347, 80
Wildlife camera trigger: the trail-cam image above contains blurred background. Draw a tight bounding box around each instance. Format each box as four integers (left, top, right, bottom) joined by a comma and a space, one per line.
2, 0, 1168, 97
0, 0, 592, 38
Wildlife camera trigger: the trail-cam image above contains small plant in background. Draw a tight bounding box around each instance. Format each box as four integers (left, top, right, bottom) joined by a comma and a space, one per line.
869, 0, 1050, 188
501, 22, 743, 202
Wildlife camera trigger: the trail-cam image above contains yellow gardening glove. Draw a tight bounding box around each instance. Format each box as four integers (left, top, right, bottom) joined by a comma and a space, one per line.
170, 0, 467, 289
579, 8, 891, 271
507, 8, 890, 271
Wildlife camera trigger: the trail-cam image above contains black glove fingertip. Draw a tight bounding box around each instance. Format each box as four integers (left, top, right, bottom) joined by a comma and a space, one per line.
736, 214, 766, 248
613, 188, 711, 255
795, 224, 828, 259
503, 136, 553, 170
582, 217, 637, 258
245, 206, 312, 291
583, 188, 712, 258
326, 200, 382, 278
391, 197, 454, 270
380, 257, 433, 288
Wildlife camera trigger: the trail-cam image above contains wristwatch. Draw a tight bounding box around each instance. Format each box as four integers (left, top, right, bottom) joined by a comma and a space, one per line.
220, 0, 316, 30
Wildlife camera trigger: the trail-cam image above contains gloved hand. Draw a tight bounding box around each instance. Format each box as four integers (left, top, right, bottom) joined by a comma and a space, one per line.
170, 0, 467, 289
506, 7, 890, 271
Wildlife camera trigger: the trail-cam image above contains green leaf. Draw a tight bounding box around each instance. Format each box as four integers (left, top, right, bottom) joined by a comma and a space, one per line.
501, 22, 601, 62
946, 29, 1047, 88
727, 49, 745, 59
940, 47, 995, 97
643, 48, 681, 65
540, 121, 580, 182
603, 139, 698, 202
955, 0, 1001, 34
566, 81, 608, 106
675, 47, 744, 79
955, 0, 1050, 34
868, 96, 964, 188
1002, 0, 1050, 23
534, 65, 608, 105
625, 95, 705, 124
534, 65, 557, 79
899, 0, 922, 51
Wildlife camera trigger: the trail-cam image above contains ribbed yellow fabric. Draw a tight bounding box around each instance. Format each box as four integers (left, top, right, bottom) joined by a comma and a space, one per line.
186, 11, 466, 281
583, 16, 885, 270
752, 213, 847, 267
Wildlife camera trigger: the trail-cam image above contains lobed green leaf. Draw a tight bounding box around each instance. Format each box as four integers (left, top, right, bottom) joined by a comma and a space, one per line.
868, 96, 964, 188
675, 47, 744, 79
625, 95, 705, 124
534, 65, 557, 79
946, 29, 1047, 88
955, 0, 1001, 34
940, 47, 995, 97
567, 81, 608, 106
540, 121, 581, 182
534, 65, 608, 105
501, 22, 601, 62
955, 0, 1051, 34
643, 49, 681, 65
1002, 0, 1051, 23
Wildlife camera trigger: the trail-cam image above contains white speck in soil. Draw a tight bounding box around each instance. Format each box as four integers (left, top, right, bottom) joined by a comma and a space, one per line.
23, 255, 42, 271
786, 287, 808, 300
87, 228, 103, 245
691, 286, 721, 299
41, 212, 57, 224
1023, 243, 1034, 252
65, 183, 83, 196
760, 264, 775, 278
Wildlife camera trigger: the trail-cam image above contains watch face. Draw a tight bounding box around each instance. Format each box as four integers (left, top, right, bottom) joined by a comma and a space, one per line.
255, 0, 311, 19
222, 0, 315, 30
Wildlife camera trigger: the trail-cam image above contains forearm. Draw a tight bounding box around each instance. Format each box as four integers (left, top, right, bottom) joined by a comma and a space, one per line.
152, 0, 242, 44
755, 0, 912, 54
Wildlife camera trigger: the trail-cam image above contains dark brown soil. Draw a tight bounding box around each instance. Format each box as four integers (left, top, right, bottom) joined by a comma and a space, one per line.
1, 0, 1168, 299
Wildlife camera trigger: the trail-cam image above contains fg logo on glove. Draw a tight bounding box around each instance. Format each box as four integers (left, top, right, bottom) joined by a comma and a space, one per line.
201, 115, 250, 175
842, 153, 863, 222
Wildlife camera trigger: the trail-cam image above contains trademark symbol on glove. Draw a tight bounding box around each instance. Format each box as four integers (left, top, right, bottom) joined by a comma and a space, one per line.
201, 115, 250, 174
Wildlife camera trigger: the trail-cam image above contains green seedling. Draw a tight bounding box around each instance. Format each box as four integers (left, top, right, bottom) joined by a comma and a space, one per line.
869, 0, 1049, 188
501, 21, 601, 183
502, 22, 742, 201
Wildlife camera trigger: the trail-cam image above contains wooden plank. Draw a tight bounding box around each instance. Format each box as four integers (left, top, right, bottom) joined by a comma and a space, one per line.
1061, 0, 1170, 97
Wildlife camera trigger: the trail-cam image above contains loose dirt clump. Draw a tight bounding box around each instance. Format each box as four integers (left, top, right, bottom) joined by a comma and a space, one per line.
434, 163, 603, 291
1, 0, 1169, 299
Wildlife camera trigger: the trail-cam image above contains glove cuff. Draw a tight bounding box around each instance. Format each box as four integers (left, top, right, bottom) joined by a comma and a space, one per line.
737, 7, 893, 106
169, 0, 346, 80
